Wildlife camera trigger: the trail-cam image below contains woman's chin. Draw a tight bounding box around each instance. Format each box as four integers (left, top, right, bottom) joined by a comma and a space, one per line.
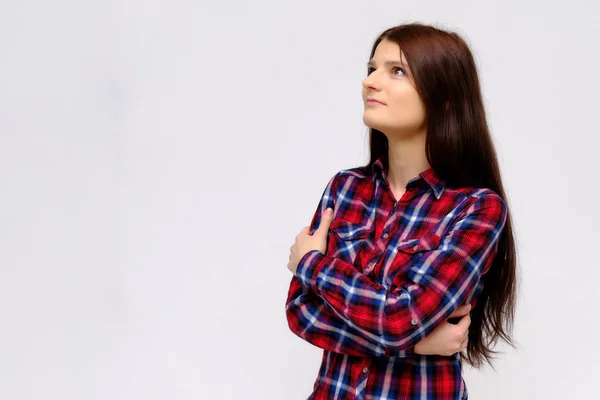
362, 116, 386, 131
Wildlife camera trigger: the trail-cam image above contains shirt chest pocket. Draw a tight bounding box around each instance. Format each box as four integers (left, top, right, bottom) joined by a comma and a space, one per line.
385, 232, 442, 287
328, 219, 374, 262
395, 232, 441, 254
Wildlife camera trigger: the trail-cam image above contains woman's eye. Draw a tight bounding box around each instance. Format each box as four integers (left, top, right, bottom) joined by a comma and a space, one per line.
367, 67, 405, 76
393, 67, 405, 76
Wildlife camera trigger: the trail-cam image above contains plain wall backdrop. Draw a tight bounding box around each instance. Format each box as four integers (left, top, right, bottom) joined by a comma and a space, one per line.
1, 0, 599, 399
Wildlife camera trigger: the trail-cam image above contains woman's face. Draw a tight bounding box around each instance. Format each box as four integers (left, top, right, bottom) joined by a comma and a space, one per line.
361, 39, 427, 140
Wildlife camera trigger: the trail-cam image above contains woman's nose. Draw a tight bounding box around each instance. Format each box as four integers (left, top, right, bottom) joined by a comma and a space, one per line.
362, 72, 380, 90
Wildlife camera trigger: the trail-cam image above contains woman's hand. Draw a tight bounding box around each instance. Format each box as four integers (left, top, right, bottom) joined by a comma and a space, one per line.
287, 208, 334, 275
414, 304, 472, 356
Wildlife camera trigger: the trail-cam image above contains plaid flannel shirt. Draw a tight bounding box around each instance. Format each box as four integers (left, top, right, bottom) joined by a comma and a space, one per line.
285, 154, 507, 400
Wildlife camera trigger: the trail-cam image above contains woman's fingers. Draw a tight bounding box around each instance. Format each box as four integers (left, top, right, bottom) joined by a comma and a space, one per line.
460, 334, 468, 351
448, 304, 471, 319
456, 313, 470, 345
456, 312, 471, 330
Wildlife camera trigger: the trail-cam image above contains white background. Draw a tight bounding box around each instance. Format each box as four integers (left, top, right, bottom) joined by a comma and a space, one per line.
1, 1, 599, 399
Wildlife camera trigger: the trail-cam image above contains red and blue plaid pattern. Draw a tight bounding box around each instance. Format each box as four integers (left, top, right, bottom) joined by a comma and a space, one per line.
285, 154, 508, 399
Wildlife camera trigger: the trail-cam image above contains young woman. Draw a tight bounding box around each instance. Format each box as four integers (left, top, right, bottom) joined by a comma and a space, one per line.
285, 23, 517, 400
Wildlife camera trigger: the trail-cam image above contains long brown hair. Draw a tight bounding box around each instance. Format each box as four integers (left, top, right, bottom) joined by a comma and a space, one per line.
362, 23, 519, 369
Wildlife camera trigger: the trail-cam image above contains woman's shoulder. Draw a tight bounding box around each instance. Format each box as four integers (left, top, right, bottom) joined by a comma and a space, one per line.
333, 165, 373, 182
446, 185, 502, 200
446, 186, 507, 215
321, 166, 372, 195
317, 166, 372, 201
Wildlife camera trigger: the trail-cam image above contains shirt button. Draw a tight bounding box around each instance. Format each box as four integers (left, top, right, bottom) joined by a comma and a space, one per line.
412, 245, 418, 251
362, 367, 368, 373
382, 233, 389, 239
411, 319, 418, 325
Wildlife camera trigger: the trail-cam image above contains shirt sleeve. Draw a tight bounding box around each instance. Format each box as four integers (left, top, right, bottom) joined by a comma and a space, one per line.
285, 172, 415, 357
294, 191, 508, 353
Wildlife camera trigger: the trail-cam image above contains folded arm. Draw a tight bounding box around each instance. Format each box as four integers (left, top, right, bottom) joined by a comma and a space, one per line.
285, 172, 415, 357
293, 189, 507, 353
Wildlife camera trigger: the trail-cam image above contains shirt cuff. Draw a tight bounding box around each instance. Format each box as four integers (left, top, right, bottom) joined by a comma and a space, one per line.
295, 250, 327, 293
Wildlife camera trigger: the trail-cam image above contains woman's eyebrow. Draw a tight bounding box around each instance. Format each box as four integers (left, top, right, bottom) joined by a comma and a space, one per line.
367, 60, 408, 68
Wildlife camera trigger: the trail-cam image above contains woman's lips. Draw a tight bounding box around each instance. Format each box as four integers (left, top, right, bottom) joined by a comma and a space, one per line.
366, 99, 385, 105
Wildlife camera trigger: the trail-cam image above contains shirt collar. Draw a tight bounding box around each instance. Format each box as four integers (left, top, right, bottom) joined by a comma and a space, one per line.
371, 153, 445, 199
